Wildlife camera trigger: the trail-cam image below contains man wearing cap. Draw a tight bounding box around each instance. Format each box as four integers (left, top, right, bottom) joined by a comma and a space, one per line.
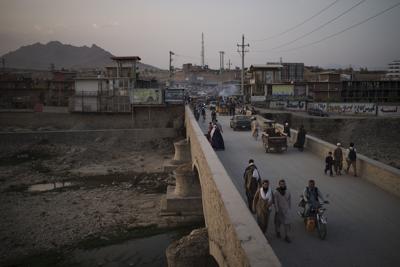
334, 143, 343, 175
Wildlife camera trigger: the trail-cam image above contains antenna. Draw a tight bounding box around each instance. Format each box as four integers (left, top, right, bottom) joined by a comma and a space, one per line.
201, 33, 205, 68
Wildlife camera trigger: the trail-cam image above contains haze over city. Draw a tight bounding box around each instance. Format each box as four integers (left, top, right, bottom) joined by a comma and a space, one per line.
0, 0, 399, 70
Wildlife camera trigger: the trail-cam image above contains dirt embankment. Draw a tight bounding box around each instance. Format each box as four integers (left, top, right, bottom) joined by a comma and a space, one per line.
263, 112, 400, 169
0, 134, 199, 266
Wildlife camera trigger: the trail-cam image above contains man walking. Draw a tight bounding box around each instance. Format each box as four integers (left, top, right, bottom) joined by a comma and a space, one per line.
253, 179, 273, 234
346, 142, 357, 177
334, 143, 343, 175
274, 179, 292, 243
243, 159, 261, 212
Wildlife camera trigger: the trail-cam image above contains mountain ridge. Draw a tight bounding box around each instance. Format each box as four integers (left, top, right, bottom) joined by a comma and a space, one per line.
1, 41, 159, 71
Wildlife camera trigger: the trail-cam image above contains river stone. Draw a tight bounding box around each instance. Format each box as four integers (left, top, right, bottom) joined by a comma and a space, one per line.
166, 228, 218, 267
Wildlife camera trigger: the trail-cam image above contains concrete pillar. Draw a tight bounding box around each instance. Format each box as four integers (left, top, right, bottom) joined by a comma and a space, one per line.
174, 163, 197, 197
173, 139, 191, 163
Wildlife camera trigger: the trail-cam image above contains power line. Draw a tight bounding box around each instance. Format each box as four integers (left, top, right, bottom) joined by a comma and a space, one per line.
270, 0, 366, 50
276, 1, 400, 53
251, 0, 340, 42
253, 0, 366, 52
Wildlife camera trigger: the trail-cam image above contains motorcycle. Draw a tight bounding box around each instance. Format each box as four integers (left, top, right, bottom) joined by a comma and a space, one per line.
298, 198, 329, 240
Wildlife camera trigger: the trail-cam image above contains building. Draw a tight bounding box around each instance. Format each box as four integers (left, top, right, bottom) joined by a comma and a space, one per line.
247, 64, 282, 101
385, 60, 400, 80
0, 70, 76, 109
268, 62, 304, 82
341, 80, 400, 103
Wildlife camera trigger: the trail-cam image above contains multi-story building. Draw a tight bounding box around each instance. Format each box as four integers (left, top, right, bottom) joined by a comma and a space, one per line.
268, 62, 304, 82
385, 60, 400, 80
247, 64, 282, 101
341, 80, 400, 103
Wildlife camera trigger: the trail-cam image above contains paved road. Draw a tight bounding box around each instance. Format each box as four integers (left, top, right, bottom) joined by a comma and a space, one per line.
198, 114, 400, 267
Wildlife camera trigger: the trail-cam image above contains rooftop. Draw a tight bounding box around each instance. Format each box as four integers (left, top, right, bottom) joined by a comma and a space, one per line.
111, 56, 141, 62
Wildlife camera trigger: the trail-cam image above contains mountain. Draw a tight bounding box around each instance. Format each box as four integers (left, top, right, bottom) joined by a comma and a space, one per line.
1, 41, 159, 71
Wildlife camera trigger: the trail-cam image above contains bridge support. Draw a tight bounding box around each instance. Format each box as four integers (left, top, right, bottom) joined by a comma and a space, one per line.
161, 140, 202, 216
163, 139, 192, 172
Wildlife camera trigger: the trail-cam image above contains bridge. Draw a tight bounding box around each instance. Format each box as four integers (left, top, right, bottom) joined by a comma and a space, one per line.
164, 106, 400, 267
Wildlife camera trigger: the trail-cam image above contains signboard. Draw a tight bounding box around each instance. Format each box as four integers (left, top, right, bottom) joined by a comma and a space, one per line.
308, 102, 376, 115
377, 105, 400, 117
327, 103, 376, 115
269, 100, 306, 111
286, 100, 306, 111
165, 89, 185, 104
272, 84, 294, 96
131, 88, 163, 105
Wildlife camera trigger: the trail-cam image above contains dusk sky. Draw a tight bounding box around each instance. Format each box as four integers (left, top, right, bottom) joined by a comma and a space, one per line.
0, 0, 399, 70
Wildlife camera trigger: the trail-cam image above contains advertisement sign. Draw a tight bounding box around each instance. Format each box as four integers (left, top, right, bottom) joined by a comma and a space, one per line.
377, 105, 400, 117
131, 88, 163, 105
269, 100, 306, 111
286, 101, 306, 111
165, 89, 185, 104
272, 84, 294, 96
308, 102, 376, 115
327, 103, 376, 115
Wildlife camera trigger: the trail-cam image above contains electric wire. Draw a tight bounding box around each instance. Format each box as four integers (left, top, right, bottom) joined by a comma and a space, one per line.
251, 0, 340, 42
275, 1, 400, 53
270, 0, 366, 50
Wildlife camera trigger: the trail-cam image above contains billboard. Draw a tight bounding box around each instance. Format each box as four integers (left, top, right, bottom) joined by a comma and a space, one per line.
131, 88, 163, 105
272, 84, 294, 96
165, 89, 185, 104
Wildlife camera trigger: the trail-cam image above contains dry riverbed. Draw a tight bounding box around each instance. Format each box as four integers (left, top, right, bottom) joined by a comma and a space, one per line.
0, 138, 201, 266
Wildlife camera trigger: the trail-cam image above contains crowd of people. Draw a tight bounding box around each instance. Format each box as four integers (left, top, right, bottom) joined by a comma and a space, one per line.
243, 159, 332, 243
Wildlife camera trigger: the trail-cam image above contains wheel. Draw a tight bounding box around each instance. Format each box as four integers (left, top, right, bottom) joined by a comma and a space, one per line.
317, 219, 327, 240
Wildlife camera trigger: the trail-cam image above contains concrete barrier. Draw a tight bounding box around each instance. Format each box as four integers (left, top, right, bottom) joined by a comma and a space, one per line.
186, 107, 281, 267
255, 115, 400, 198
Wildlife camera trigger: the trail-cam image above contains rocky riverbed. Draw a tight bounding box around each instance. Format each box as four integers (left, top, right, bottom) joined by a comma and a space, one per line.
0, 137, 201, 266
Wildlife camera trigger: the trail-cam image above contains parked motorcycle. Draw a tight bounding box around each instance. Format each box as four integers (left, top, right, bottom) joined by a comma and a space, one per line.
298, 198, 329, 240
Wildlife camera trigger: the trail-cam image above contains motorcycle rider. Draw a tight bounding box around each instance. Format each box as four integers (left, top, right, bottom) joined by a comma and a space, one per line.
300, 179, 328, 217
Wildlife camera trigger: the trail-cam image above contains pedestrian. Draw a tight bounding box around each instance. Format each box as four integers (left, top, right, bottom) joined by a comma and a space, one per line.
210, 125, 225, 150
274, 179, 291, 243
251, 117, 259, 140
294, 125, 307, 151
324, 151, 334, 176
214, 119, 223, 133
346, 142, 357, 176
243, 159, 261, 212
253, 179, 273, 234
334, 143, 343, 175
283, 121, 291, 138
211, 109, 217, 122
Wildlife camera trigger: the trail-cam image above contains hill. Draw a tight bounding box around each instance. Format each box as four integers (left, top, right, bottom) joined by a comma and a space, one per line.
1, 41, 159, 71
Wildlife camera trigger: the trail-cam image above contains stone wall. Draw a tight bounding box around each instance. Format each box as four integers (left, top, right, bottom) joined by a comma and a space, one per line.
186, 106, 281, 267
0, 105, 184, 131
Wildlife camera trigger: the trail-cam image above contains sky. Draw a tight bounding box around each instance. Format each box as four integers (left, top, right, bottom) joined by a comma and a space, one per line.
0, 0, 399, 70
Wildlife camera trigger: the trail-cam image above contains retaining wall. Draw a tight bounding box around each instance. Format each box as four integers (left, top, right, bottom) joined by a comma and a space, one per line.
186, 106, 281, 267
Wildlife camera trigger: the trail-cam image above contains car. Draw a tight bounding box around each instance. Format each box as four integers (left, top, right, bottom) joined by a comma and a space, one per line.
230, 115, 252, 130
308, 108, 329, 117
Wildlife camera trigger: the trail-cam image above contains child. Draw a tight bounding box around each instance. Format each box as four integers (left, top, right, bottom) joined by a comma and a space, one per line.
325, 152, 334, 176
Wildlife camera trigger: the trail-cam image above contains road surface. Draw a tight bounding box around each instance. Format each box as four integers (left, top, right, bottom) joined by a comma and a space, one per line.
198, 113, 400, 267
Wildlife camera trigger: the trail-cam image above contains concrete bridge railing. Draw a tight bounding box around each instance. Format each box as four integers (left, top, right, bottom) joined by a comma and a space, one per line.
185, 106, 281, 267
255, 115, 400, 198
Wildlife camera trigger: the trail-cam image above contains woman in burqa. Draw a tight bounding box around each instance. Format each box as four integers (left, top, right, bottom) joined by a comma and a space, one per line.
210, 124, 225, 150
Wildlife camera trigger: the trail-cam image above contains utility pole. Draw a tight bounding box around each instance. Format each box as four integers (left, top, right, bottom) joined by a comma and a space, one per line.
169, 51, 175, 85
237, 34, 249, 96
219, 51, 225, 74
227, 59, 232, 71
